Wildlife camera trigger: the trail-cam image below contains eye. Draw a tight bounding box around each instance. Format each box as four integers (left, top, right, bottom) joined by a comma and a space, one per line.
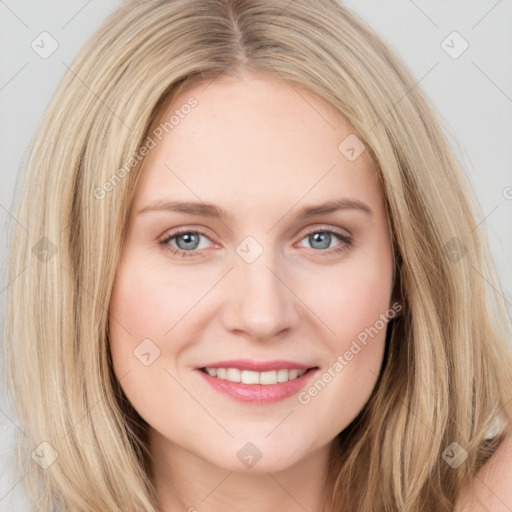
159, 226, 353, 259
159, 229, 213, 258
298, 228, 352, 255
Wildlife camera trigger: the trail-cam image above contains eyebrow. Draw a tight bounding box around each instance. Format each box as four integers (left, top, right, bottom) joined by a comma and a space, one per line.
137, 198, 373, 219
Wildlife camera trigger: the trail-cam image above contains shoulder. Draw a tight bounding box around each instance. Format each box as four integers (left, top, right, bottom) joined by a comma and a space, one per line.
454, 426, 512, 512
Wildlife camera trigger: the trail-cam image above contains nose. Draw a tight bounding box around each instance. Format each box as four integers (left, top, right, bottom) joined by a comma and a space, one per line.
221, 250, 301, 342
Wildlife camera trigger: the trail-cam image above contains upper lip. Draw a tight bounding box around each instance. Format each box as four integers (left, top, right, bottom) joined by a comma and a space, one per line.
196, 359, 317, 372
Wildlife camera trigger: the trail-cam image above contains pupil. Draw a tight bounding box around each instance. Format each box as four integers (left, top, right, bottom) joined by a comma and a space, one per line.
175, 232, 333, 251
177, 233, 199, 250
310, 232, 330, 250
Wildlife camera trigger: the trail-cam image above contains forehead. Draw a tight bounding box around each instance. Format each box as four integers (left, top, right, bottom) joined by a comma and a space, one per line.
132, 73, 382, 213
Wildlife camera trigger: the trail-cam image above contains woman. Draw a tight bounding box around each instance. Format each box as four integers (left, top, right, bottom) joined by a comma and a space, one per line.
4, 0, 512, 510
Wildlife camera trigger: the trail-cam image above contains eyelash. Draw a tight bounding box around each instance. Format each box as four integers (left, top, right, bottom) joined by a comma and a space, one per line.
159, 227, 352, 259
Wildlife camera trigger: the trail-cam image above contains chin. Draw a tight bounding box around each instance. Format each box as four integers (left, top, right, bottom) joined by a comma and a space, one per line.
220, 451, 304, 473
203, 435, 320, 473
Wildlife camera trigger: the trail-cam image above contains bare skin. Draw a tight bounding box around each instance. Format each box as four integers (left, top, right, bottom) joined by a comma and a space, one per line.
454, 426, 512, 511
108, 70, 398, 511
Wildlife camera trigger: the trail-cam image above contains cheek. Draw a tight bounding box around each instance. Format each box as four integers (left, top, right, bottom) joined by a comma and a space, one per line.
303, 243, 394, 349
108, 255, 191, 426
295, 242, 394, 430
108, 250, 220, 389
292, 244, 395, 408
109, 252, 202, 342
108, 254, 180, 375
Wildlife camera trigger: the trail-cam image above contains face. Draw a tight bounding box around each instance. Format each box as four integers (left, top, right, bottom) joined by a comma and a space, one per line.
109, 71, 395, 473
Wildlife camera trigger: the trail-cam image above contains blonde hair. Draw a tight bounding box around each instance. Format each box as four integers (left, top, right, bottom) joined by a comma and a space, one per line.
4, 0, 512, 510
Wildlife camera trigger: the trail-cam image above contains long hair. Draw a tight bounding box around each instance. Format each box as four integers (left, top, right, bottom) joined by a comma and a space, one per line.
4, 1, 512, 510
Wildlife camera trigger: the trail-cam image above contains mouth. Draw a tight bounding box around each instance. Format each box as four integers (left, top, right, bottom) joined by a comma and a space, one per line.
199, 367, 310, 384
195, 360, 319, 403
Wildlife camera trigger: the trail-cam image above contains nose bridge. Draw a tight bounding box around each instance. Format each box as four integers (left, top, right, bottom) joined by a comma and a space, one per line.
223, 238, 299, 339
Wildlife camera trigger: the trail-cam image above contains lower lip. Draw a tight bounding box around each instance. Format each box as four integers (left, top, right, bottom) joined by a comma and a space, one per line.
196, 368, 318, 404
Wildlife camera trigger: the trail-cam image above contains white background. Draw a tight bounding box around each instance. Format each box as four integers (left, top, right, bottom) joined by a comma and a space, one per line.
1, 1, 511, 510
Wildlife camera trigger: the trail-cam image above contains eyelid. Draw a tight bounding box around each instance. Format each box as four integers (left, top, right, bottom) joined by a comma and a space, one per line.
300, 224, 352, 239
159, 224, 351, 244
295, 226, 352, 253
159, 224, 352, 257
159, 226, 217, 250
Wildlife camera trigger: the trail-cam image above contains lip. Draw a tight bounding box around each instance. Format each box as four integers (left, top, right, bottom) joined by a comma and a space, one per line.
195, 359, 314, 372
195, 360, 319, 404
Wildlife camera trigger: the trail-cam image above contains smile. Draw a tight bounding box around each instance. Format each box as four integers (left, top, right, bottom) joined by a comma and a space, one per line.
201, 367, 308, 384
195, 360, 319, 403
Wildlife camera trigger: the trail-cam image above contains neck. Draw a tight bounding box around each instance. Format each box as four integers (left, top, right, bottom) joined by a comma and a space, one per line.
148, 429, 332, 512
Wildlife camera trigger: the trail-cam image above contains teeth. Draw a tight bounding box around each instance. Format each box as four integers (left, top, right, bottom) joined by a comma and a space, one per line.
241, 370, 259, 385
277, 369, 289, 382
204, 367, 307, 384
226, 368, 241, 383
259, 370, 277, 385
